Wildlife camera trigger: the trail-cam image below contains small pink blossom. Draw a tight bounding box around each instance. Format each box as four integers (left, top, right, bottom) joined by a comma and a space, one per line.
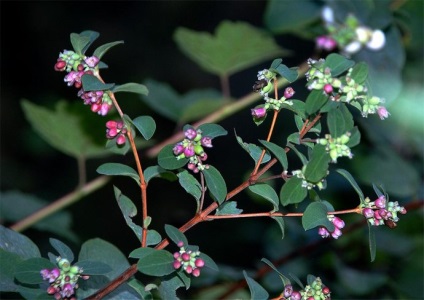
251, 107, 267, 119
284, 87, 295, 99
377, 106, 390, 120
316, 35, 337, 51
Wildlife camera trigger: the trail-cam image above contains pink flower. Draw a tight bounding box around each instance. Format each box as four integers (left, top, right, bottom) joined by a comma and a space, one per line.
377, 106, 390, 120
84, 56, 100, 68
318, 227, 330, 238
316, 35, 337, 51
251, 107, 267, 119
284, 87, 295, 99
375, 196, 386, 208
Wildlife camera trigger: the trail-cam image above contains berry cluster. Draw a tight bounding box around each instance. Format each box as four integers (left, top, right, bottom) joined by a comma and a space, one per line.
172, 241, 205, 277
317, 132, 353, 163
106, 120, 128, 145
362, 195, 407, 228
173, 127, 213, 173
317, 6, 386, 55
40, 257, 88, 300
318, 215, 345, 239
306, 58, 390, 120
280, 278, 331, 300
55, 50, 113, 116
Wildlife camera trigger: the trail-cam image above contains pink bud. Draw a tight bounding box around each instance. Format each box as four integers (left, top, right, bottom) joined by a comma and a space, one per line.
331, 227, 342, 239
201, 136, 213, 148
54, 60, 67, 71
284, 284, 293, 298
173, 144, 184, 155
47, 286, 57, 295
399, 207, 407, 214
377, 106, 390, 120
106, 120, 117, 129
185, 265, 193, 274
251, 107, 267, 119
323, 84, 333, 94
184, 128, 197, 140
322, 286, 330, 295
284, 87, 295, 99
116, 134, 126, 145
291, 291, 301, 300
362, 208, 374, 219
173, 260, 181, 269
173, 252, 180, 259
318, 227, 330, 238
332, 216, 345, 229
192, 268, 201, 277
177, 241, 184, 247
181, 253, 190, 262
195, 258, 205, 268
184, 145, 195, 157
84, 56, 100, 68
375, 195, 386, 208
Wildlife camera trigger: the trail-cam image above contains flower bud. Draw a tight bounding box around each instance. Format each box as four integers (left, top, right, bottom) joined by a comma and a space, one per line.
173, 143, 184, 155
194, 144, 204, 155
184, 128, 197, 140
58, 258, 70, 272
84, 56, 100, 68
116, 134, 126, 145
173, 260, 181, 269
181, 253, 190, 262
377, 106, 390, 120
291, 291, 301, 300
184, 145, 195, 157
251, 107, 267, 119
375, 196, 386, 208
318, 227, 330, 238
362, 208, 374, 219
195, 258, 205, 268
283, 284, 293, 298
201, 136, 213, 148
284, 87, 295, 99
54, 60, 67, 71
192, 268, 201, 277
323, 84, 333, 94
261, 81, 273, 94
331, 227, 342, 239
333, 216, 345, 229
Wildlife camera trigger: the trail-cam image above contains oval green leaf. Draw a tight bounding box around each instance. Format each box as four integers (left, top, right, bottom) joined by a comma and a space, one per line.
198, 123, 228, 139
203, 166, 227, 204
81, 74, 115, 92
279, 177, 307, 206
97, 163, 140, 184
259, 140, 288, 170
178, 170, 202, 202
304, 144, 330, 183
248, 183, 279, 211
336, 169, 364, 202
305, 90, 329, 115
93, 41, 124, 59
132, 116, 156, 140
49, 238, 74, 263
15, 258, 55, 284
323, 53, 355, 77
164, 224, 188, 246
76, 260, 112, 275
243, 271, 269, 300
137, 249, 175, 276
302, 202, 334, 231
112, 82, 149, 96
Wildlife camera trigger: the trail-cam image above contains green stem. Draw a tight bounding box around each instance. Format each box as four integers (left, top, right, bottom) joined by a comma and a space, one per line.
10, 176, 110, 232
220, 73, 231, 98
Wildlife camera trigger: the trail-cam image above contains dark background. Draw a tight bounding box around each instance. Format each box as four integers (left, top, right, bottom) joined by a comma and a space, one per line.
1, 1, 423, 299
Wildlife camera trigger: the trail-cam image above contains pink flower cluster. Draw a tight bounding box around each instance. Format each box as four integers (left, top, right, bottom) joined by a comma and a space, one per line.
173, 127, 213, 173
55, 50, 113, 116
280, 278, 331, 300
40, 257, 88, 300
173, 241, 205, 277
362, 195, 407, 227
106, 120, 127, 145
318, 215, 345, 239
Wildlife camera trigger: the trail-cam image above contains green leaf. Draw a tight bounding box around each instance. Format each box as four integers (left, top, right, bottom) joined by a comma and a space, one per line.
198, 123, 228, 139
178, 170, 202, 207
304, 144, 331, 183
113, 186, 142, 240
203, 166, 227, 204
368, 224, 377, 262
305, 90, 329, 115
265, 0, 321, 34
302, 202, 334, 231
336, 169, 365, 202
261, 258, 290, 285
164, 224, 188, 246
199, 252, 219, 272
0, 249, 24, 292
346, 126, 361, 148
279, 177, 307, 206
49, 238, 74, 262
81, 74, 115, 91
274, 65, 299, 83
93, 41, 124, 59
286, 143, 308, 165
97, 163, 140, 184
144, 165, 177, 183
112, 82, 148, 96
158, 274, 185, 300
259, 140, 288, 170
287, 132, 301, 145
327, 104, 354, 138
14, 258, 55, 284
235, 132, 271, 165
158, 144, 189, 170
243, 271, 269, 300
248, 184, 279, 211
281, 99, 306, 119
215, 201, 243, 215
140, 79, 225, 122
271, 216, 285, 239
132, 116, 156, 140
0, 225, 40, 259
146, 230, 162, 247
105, 138, 131, 155
174, 20, 287, 76
21, 100, 109, 159
78, 238, 130, 279
350, 62, 369, 84
76, 260, 112, 275
323, 53, 355, 77
70, 32, 90, 54
137, 249, 175, 276
0, 192, 77, 241
79, 30, 100, 54
128, 278, 153, 300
